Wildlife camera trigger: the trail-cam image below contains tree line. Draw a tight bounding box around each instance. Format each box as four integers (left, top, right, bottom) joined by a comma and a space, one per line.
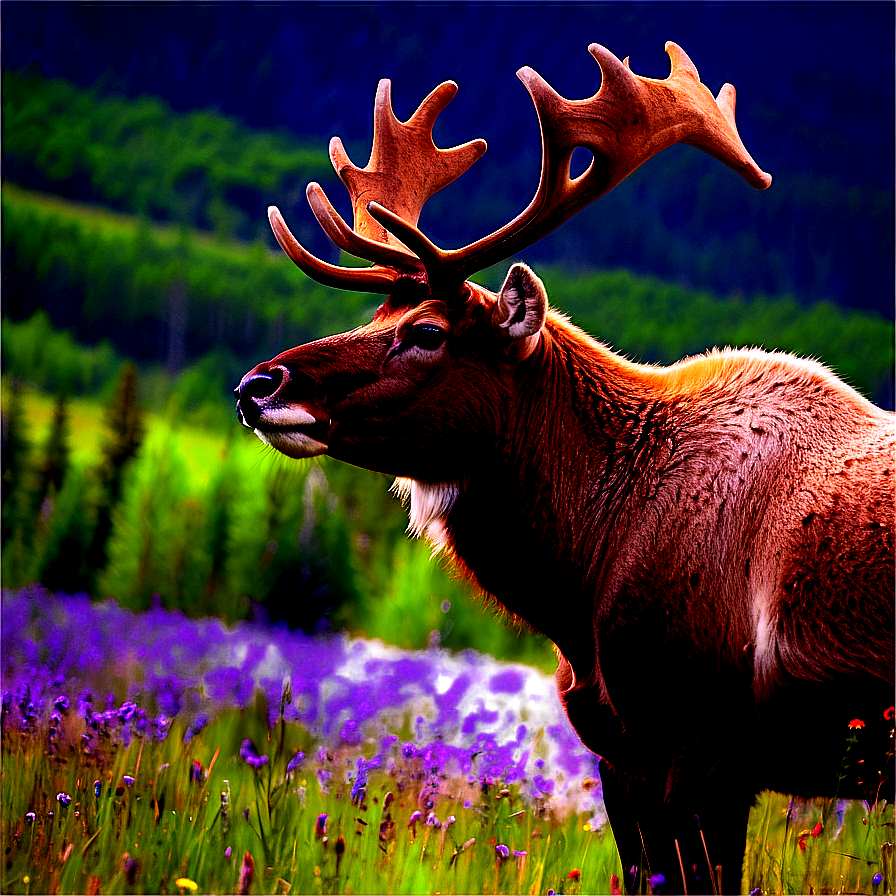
4, 186, 892, 409
4, 66, 893, 317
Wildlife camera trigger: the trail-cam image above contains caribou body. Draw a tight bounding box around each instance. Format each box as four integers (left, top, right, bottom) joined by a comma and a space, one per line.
236, 43, 895, 893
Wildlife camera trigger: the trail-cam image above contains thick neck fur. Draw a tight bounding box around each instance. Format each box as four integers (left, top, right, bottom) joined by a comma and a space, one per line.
398, 309, 894, 695
402, 312, 664, 677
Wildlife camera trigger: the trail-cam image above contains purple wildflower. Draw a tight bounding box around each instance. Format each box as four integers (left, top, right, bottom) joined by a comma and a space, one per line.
408, 810, 422, 827
495, 843, 510, 860
53, 695, 70, 714
239, 739, 268, 769
649, 873, 666, 891
873, 873, 883, 887
315, 813, 327, 838
316, 768, 332, 793
425, 811, 440, 828
123, 854, 139, 885
402, 742, 416, 759
513, 850, 527, 857
286, 750, 305, 774
351, 768, 368, 806
122, 775, 135, 787
117, 701, 137, 723
56, 792, 71, 806
340, 719, 361, 745
184, 714, 208, 743
25, 812, 35, 823
834, 800, 847, 835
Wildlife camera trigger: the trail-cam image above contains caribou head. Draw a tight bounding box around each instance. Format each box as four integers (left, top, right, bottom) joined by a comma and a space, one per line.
235, 42, 771, 485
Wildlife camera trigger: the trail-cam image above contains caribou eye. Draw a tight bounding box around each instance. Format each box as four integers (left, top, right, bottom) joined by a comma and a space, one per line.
407, 324, 447, 351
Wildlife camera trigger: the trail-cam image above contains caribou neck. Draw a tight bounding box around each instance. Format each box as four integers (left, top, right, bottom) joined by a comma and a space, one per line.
445, 315, 664, 680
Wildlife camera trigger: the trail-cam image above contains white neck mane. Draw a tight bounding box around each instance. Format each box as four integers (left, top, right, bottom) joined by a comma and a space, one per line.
391, 478, 459, 553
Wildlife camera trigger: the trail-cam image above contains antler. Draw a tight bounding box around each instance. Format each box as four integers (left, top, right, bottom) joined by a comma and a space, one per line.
368, 41, 771, 284
268, 79, 486, 293
271, 41, 771, 295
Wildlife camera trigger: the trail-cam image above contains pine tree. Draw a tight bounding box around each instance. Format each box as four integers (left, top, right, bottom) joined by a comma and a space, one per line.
1, 379, 31, 548
86, 362, 145, 577
32, 394, 71, 527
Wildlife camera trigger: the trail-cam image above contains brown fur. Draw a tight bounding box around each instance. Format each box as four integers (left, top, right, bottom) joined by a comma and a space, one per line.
238, 279, 895, 894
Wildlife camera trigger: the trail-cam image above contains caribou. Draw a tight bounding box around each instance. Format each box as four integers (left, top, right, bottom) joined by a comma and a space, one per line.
235, 42, 895, 894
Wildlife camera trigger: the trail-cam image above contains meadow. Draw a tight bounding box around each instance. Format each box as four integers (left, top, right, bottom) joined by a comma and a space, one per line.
3, 586, 894, 895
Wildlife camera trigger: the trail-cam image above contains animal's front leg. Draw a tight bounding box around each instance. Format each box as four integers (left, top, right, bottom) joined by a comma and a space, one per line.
599, 751, 755, 895
660, 745, 757, 894
598, 757, 673, 894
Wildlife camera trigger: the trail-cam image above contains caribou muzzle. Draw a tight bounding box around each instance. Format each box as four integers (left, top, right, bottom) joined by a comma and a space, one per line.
235, 366, 332, 458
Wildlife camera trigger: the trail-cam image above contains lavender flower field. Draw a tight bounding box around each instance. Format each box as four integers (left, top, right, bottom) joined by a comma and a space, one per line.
3, 586, 894, 894
2, 585, 618, 893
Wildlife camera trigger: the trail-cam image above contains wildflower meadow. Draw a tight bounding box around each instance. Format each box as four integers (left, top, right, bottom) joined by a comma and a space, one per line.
3, 586, 894, 894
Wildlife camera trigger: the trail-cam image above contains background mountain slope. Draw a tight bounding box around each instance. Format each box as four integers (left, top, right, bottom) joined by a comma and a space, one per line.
3, 2, 893, 317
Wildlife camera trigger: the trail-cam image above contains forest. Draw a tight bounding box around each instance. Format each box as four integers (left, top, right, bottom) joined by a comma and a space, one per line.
2, 47, 894, 656
4, 3, 894, 318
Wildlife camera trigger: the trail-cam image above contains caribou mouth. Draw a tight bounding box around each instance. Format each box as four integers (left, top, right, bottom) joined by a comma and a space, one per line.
254, 425, 329, 459
238, 402, 332, 459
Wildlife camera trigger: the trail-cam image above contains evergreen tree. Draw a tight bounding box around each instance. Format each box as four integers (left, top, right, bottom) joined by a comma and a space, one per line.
86, 361, 145, 576
1, 382, 31, 535
32, 394, 71, 526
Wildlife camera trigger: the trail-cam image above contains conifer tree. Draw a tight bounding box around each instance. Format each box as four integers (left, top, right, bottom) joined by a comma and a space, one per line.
1, 380, 31, 548
86, 362, 145, 576
32, 394, 71, 525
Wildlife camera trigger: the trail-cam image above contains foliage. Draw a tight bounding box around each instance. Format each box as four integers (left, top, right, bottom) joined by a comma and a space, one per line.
4, 186, 893, 410
0, 309, 121, 399
3, 10, 895, 317
2, 185, 375, 377
2, 68, 332, 243
2, 588, 893, 895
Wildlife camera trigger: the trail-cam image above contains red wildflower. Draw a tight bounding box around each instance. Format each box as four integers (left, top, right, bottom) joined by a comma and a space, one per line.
798, 837, 807, 852
884, 706, 895, 721
811, 821, 823, 837
568, 868, 581, 881
848, 719, 865, 729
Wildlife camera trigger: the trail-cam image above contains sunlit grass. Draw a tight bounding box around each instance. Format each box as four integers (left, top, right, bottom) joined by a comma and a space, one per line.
18, 385, 257, 487
3, 588, 893, 895
1, 704, 621, 896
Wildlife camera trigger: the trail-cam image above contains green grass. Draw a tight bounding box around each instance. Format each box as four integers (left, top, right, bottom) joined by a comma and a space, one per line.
3, 702, 893, 895
1, 708, 621, 896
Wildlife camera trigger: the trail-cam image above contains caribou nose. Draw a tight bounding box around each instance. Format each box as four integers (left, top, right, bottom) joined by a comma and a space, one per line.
235, 369, 285, 427
239, 369, 284, 400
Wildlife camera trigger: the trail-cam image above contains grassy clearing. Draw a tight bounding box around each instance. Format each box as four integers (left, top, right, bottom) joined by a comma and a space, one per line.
2, 586, 893, 895
1, 703, 620, 896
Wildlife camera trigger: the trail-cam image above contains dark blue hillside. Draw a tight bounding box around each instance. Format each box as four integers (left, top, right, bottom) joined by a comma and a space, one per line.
3, 2, 893, 317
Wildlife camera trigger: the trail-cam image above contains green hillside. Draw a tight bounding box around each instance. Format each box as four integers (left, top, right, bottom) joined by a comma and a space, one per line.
3, 184, 892, 407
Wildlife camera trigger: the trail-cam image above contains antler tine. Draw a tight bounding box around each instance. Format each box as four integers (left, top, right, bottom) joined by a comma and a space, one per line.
404, 41, 771, 283
271, 77, 487, 292
267, 205, 398, 294
329, 78, 487, 248
306, 182, 424, 271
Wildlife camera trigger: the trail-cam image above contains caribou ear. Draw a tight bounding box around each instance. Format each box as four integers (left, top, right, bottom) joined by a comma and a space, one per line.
493, 263, 547, 355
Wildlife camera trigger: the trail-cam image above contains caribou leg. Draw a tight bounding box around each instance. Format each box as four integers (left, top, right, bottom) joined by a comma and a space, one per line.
599, 754, 755, 895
